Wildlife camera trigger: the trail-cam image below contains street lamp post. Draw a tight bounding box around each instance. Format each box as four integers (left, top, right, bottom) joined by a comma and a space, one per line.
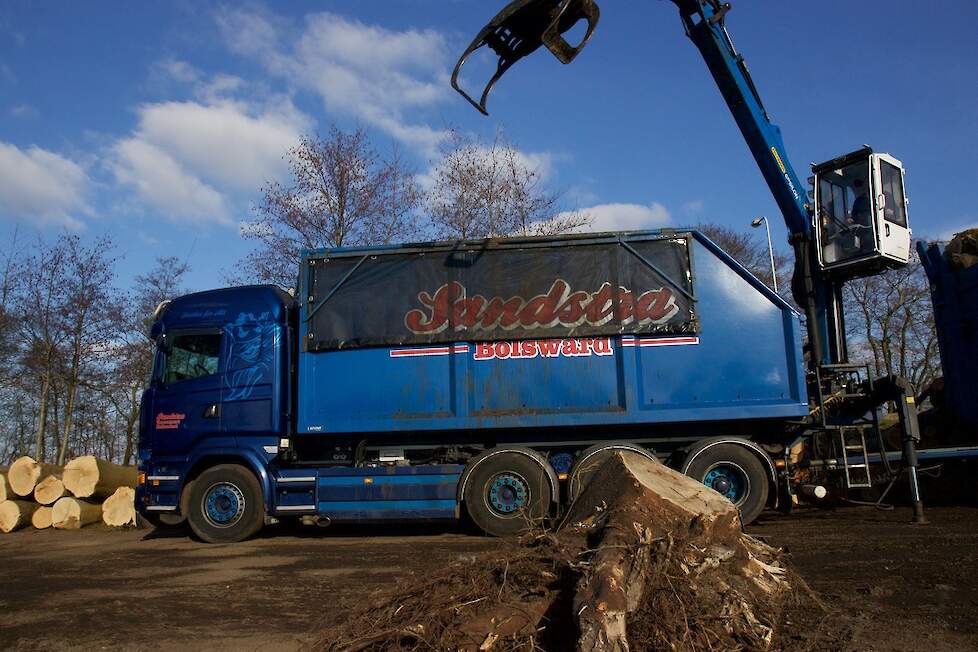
751, 216, 778, 293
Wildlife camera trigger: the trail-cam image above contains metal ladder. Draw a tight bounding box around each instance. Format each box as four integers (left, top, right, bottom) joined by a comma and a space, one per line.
837, 425, 873, 489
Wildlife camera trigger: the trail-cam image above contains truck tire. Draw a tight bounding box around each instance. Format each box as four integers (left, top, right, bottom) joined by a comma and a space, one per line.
568, 443, 657, 502
684, 444, 769, 525
186, 464, 265, 543
463, 453, 552, 537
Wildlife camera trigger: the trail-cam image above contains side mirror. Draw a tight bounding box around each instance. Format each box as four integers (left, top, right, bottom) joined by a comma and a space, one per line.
452, 0, 600, 115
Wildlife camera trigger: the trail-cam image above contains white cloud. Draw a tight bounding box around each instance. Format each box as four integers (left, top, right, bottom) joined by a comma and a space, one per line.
111, 90, 310, 223
573, 202, 672, 232
154, 58, 201, 84
113, 138, 229, 223
135, 99, 305, 190
0, 142, 89, 227
217, 9, 451, 155
216, 8, 284, 60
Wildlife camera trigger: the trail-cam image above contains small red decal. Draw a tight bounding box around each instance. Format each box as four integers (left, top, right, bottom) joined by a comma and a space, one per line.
156, 412, 186, 430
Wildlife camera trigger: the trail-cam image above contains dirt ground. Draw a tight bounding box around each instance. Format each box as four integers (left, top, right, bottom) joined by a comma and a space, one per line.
1, 505, 977, 651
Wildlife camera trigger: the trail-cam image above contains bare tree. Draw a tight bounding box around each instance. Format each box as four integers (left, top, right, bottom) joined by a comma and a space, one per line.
844, 249, 938, 392
426, 130, 588, 240
131, 256, 191, 327
104, 256, 191, 465
53, 235, 120, 465
15, 236, 70, 462
239, 127, 422, 286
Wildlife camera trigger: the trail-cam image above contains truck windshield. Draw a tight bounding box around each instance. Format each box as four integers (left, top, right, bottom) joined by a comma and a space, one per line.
164, 333, 222, 384
818, 161, 875, 265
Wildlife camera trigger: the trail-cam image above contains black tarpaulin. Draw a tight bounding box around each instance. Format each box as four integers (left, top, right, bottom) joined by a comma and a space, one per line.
304, 235, 696, 351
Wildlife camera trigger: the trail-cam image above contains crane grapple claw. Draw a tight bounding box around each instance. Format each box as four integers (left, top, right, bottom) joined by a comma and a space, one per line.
451, 0, 600, 115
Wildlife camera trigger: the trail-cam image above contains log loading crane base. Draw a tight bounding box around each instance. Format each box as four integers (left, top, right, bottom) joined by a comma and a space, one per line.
135, 0, 972, 543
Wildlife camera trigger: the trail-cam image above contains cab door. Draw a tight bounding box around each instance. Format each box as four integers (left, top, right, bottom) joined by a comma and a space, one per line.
150, 329, 224, 456
873, 153, 911, 263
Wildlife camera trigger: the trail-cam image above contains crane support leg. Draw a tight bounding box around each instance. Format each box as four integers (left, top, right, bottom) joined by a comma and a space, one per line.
872, 376, 927, 524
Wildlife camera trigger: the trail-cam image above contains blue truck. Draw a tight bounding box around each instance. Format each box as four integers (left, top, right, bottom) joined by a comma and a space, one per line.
137, 230, 809, 541
137, 0, 967, 541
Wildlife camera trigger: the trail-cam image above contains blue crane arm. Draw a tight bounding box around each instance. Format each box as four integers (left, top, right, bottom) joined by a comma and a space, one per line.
672, 0, 811, 238
452, 0, 834, 364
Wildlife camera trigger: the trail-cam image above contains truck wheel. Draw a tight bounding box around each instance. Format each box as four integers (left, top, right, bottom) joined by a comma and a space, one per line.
187, 465, 265, 543
463, 453, 552, 537
684, 445, 769, 525
568, 443, 656, 502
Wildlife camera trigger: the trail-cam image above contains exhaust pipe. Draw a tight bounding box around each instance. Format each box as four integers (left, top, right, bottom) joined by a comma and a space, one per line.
301, 515, 332, 528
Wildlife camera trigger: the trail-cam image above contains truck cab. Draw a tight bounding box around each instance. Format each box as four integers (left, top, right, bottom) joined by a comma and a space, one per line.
136, 286, 293, 522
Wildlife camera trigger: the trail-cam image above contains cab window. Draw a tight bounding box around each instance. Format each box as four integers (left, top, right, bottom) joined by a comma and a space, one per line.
817, 161, 875, 265
164, 333, 222, 384
879, 161, 908, 228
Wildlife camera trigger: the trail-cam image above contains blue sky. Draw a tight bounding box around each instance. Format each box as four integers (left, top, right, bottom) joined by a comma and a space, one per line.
1, 1, 976, 291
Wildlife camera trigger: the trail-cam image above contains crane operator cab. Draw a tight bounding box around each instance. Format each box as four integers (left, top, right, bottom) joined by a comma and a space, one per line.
813, 147, 911, 276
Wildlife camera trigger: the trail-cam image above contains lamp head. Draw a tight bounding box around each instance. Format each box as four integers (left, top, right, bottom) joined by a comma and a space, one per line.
751, 217, 765, 228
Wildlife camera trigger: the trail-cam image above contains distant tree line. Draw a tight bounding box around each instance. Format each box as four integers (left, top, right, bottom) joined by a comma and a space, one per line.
0, 229, 189, 466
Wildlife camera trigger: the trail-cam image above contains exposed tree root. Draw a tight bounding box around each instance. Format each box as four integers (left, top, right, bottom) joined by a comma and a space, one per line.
315, 453, 823, 652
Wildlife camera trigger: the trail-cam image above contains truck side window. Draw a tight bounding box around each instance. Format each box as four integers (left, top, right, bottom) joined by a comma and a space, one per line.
164, 333, 222, 385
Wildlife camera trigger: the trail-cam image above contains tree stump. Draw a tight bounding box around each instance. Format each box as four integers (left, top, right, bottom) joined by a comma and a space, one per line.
315, 451, 799, 652
52, 497, 103, 529
34, 475, 67, 505
63, 456, 137, 499
8, 456, 61, 497
102, 486, 137, 527
0, 500, 41, 533
564, 451, 790, 652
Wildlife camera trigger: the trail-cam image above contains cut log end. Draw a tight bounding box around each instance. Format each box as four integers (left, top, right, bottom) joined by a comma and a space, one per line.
8, 456, 61, 497
0, 472, 11, 503
32, 505, 54, 530
52, 496, 103, 530
63, 456, 138, 499
34, 474, 67, 505
0, 500, 41, 533
102, 486, 137, 527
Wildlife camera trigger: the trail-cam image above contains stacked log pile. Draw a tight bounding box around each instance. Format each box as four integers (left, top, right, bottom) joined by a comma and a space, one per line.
0, 455, 138, 533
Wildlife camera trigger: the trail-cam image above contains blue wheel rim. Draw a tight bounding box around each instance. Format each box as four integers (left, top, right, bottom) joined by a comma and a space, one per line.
202, 482, 245, 528
703, 463, 749, 505
486, 472, 530, 517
